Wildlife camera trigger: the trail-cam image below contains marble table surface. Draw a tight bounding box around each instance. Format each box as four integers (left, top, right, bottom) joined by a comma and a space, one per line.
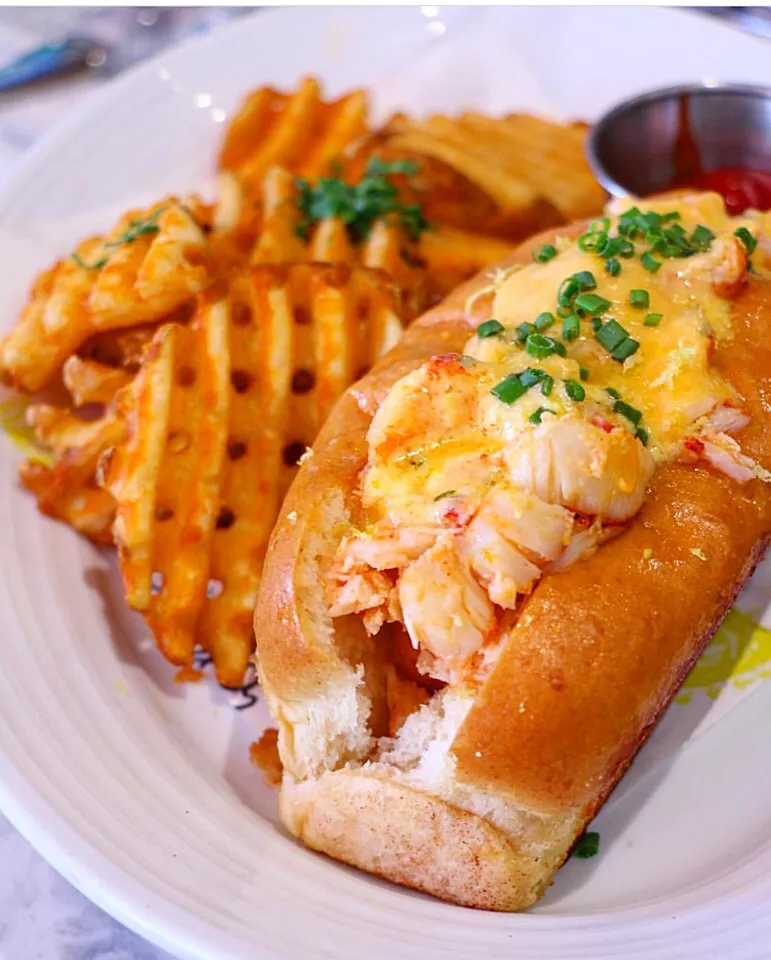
0, 6, 768, 960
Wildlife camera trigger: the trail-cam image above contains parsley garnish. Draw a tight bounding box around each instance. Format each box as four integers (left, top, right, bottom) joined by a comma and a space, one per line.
71, 252, 108, 271
70, 207, 166, 272
294, 158, 430, 244
105, 207, 165, 248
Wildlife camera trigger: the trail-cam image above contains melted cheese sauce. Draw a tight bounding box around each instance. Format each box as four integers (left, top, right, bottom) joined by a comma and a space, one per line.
363, 192, 758, 525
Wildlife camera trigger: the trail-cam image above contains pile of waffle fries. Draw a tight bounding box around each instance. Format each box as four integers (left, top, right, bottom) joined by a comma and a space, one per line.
0, 77, 606, 687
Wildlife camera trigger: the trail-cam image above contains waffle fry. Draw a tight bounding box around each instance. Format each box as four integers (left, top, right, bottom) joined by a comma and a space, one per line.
219, 76, 368, 190
220, 166, 511, 317
383, 112, 607, 228
101, 263, 404, 686
0, 200, 211, 392
20, 358, 130, 544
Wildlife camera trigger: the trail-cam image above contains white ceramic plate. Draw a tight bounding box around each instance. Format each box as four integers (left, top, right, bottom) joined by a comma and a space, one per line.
2, 7, 771, 959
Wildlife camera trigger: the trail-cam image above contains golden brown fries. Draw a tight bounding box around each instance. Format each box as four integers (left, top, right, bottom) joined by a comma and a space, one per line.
101, 263, 404, 686
218, 166, 511, 317
0, 200, 210, 392
382, 112, 607, 229
219, 76, 368, 190
2, 75, 610, 689
20, 358, 130, 544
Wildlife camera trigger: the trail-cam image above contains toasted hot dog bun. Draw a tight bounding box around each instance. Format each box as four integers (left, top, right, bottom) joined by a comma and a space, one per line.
254, 214, 771, 910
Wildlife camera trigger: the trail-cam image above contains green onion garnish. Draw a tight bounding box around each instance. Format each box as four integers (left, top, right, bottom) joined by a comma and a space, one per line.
734, 227, 758, 256
540, 374, 554, 396
644, 312, 663, 327
605, 386, 620, 399
629, 289, 649, 309
518, 367, 547, 388
562, 314, 580, 341
589, 216, 611, 233
616, 238, 635, 258
557, 276, 581, 307
573, 831, 601, 859
611, 337, 640, 361
635, 426, 649, 446
491, 374, 527, 404
534, 311, 556, 332
477, 319, 504, 338
641, 251, 662, 273
574, 292, 611, 315
529, 406, 556, 425
604, 257, 620, 277
661, 211, 681, 223
526, 334, 566, 358
595, 319, 629, 353
613, 399, 642, 425
572, 270, 597, 291
565, 379, 585, 402
534, 243, 558, 263
590, 317, 602, 333
690, 224, 715, 251
516, 321, 534, 343
577, 231, 605, 252
579, 366, 589, 382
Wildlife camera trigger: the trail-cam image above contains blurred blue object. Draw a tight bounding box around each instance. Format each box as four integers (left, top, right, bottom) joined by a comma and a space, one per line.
0, 7, 253, 96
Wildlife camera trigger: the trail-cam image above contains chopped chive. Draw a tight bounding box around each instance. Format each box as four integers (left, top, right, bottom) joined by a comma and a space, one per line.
655, 241, 686, 258
516, 321, 534, 343
690, 224, 715, 251
562, 314, 580, 341
540, 374, 554, 396
491, 374, 527, 404
613, 399, 642, 425
476, 319, 504, 338
534, 243, 558, 263
518, 367, 546, 388
641, 251, 662, 273
611, 337, 640, 362
573, 831, 601, 859
604, 256, 620, 276
616, 238, 635, 258
526, 334, 566, 358
579, 365, 589, 382
557, 276, 581, 306
590, 317, 602, 332
557, 304, 574, 318
629, 289, 649, 309
595, 319, 629, 352
529, 406, 556, 425
534, 311, 556, 332
734, 226, 758, 255
605, 386, 620, 399
564, 379, 585, 402
635, 426, 650, 446
574, 292, 611, 315
589, 216, 611, 233
571, 270, 597, 291
577, 230, 606, 252
644, 312, 663, 327
660, 211, 681, 223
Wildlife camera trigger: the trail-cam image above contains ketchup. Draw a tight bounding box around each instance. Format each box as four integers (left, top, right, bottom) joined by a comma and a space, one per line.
682, 167, 771, 216
663, 94, 771, 214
